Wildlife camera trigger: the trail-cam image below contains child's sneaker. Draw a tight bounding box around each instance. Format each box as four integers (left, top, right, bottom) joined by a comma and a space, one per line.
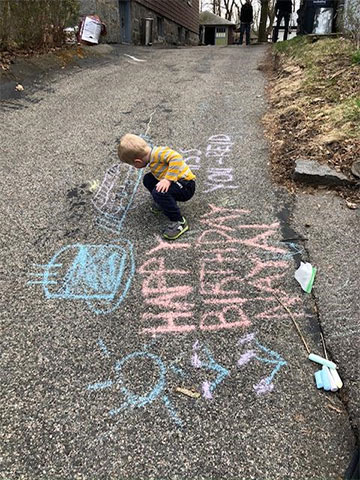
163, 217, 189, 240
150, 202, 162, 214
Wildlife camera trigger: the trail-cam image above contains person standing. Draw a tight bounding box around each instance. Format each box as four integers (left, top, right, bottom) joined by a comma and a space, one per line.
272, 0, 293, 42
239, 0, 253, 46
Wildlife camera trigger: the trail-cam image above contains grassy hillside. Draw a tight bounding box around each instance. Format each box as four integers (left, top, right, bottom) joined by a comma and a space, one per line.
265, 36, 360, 203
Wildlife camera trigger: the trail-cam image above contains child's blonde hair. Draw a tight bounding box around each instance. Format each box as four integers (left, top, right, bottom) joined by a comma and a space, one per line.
117, 133, 149, 165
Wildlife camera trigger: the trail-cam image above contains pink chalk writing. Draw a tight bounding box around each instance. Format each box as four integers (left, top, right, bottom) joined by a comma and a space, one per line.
139, 237, 196, 335
139, 204, 302, 335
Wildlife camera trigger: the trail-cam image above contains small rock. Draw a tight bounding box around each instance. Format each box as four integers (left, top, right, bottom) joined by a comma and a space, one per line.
345, 200, 358, 210
293, 158, 354, 186
15, 83, 24, 91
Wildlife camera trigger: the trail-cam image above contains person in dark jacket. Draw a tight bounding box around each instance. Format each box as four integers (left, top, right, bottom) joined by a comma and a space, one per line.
272, 0, 293, 42
239, 0, 253, 46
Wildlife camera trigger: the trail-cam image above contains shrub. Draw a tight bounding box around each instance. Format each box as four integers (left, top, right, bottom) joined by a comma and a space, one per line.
0, 0, 79, 51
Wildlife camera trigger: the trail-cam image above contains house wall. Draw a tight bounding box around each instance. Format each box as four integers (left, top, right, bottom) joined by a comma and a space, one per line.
79, 0, 200, 45
131, 1, 199, 45
135, 0, 199, 33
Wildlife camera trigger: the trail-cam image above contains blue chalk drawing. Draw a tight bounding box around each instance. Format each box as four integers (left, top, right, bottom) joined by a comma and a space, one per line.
87, 340, 183, 426
237, 334, 287, 395
266, 242, 304, 261
192, 341, 230, 399
28, 240, 135, 314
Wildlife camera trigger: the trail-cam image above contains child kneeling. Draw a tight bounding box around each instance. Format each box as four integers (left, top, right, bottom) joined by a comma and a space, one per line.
117, 133, 196, 240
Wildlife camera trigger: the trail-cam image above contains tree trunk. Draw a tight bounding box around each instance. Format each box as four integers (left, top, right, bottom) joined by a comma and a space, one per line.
258, 0, 269, 42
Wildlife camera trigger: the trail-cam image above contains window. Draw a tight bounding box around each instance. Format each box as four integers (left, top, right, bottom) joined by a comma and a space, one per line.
157, 16, 164, 37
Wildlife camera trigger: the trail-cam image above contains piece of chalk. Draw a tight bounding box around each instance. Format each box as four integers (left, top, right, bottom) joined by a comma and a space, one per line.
321, 366, 332, 391
314, 370, 323, 389
309, 353, 337, 370
323, 366, 338, 392
329, 368, 343, 389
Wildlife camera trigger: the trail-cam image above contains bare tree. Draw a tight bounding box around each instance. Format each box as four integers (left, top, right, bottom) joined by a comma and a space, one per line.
344, 0, 360, 47
258, 0, 269, 41
223, 0, 237, 20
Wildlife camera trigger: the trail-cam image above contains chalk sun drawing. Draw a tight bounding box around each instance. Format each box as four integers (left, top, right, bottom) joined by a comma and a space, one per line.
87, 339, 183, 426
237, 333, 287, 395
28, 240, 135, 314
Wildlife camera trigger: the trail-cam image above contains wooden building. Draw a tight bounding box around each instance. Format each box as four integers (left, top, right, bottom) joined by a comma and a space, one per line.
199, 11, 236, 46
79, 0, 199, 45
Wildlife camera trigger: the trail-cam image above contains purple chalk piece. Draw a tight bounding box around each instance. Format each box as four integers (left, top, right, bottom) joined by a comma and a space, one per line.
191, 352, 202, 368
238, 350, 256, 366
253, 378, 274, 395
202, 381, 213, 399
238, 333, 256, 345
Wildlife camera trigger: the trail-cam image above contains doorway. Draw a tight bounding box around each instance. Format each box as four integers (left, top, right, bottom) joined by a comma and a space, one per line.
119, 0, 131, 43
204, 26, 215, 45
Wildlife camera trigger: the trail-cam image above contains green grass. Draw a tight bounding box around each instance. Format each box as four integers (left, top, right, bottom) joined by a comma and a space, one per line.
352, 49, 360, 64
273, 36, 355, 68
273, 36, 360, 137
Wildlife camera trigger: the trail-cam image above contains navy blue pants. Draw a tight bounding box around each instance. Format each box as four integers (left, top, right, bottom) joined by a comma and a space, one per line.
240, 23, 251, 45
143, 172, 196, 222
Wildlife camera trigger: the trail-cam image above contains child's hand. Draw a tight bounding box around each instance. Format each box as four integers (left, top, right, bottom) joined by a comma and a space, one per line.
156, 179, 171, 193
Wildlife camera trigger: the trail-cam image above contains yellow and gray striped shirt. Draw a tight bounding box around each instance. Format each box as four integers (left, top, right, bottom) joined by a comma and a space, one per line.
149, 146, 196, 182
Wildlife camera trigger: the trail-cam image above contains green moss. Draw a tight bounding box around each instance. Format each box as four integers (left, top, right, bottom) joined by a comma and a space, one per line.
352, 49, 360, 64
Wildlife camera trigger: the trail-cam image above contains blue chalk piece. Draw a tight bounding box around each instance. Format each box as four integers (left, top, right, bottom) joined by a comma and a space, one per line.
308, 353, 337, 370
321, 366, 332, 391
314, 370, 323, 389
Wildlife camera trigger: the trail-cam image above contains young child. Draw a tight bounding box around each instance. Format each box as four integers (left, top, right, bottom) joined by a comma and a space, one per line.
117, 133, 196, 240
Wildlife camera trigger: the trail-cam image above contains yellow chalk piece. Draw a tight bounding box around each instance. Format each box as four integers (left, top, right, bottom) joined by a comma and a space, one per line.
175, 387, 201, 399
89, 180, 99, 192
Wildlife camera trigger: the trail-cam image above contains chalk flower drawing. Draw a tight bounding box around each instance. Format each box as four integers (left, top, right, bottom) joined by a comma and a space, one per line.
191, 340, 230, 399
237, 333, 287, 395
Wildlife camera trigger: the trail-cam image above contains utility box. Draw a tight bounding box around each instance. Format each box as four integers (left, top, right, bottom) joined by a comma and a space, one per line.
143, 17, 153, 45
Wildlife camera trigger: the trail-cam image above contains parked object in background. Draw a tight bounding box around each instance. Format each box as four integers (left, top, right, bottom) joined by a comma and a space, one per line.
78, 15, 106, 45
